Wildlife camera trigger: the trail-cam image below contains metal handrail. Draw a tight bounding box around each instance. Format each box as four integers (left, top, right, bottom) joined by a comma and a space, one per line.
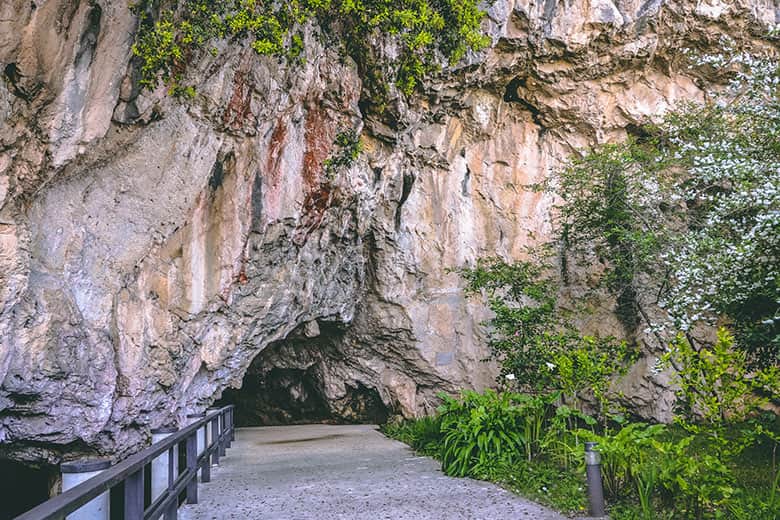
14, 405, 235, 520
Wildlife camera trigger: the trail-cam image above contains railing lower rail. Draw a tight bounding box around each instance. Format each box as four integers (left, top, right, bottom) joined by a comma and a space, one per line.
14, 405, 236, 520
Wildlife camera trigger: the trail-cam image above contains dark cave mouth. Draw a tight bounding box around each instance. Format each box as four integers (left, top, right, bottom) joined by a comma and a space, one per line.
216, 322, 391, 426
0, 460, 55, 520
218, 368, 391, 426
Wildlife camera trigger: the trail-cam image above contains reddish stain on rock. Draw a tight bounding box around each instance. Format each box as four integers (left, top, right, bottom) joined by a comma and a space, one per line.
223, 71, 255, 132
302, 102, 335, 191
236, 264, 248, 285
263, 100, 342, 243
292, 99, 341, 245
261, 118, 288, 221
266, 119, 286, 187
294, 184, 341, 245
303, 184, 338, 218
294, 100, 338, 244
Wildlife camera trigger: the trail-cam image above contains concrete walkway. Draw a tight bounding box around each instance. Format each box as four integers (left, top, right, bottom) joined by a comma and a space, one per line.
179, 424, 567, 520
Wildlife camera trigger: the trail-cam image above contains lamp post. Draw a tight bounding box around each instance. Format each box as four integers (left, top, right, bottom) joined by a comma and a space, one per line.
584, 442, 606, 517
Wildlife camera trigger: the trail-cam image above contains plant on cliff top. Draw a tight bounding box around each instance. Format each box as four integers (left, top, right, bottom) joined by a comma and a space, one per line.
131, 0, 490, 97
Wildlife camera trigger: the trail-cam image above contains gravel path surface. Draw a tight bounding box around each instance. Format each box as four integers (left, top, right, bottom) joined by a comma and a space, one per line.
179, 424, 567, 520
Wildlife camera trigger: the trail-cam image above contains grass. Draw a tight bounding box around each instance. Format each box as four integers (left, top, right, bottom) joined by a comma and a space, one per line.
473, 456, 589, 515
383, 416, 442, 458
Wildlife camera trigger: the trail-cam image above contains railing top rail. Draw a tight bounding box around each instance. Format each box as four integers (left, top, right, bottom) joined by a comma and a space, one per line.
14, 405, 234, 520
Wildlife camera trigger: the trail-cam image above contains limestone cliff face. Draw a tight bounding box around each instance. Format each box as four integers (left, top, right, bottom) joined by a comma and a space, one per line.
0, 0, 777, 463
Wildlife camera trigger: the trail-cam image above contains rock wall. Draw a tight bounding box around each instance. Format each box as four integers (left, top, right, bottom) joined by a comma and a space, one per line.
0, 0, 777, 463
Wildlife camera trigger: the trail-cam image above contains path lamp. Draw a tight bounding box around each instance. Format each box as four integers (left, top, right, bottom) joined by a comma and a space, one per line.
584, 442, 606, 517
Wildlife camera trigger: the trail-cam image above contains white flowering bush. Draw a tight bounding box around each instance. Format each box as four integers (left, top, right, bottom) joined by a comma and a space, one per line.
554, 46, 780, 367
658, 51, 780, 365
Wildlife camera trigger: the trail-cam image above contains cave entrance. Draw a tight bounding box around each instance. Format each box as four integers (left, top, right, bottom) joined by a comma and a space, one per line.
216, 321, 390, 426
0, 460, 55, 519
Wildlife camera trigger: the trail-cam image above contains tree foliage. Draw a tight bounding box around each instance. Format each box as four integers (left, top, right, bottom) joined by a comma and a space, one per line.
664, 328, 780, 428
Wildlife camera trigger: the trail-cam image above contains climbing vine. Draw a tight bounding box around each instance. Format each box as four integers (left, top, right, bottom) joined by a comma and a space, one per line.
551, 140, 672, 332
131, 0, 489, 97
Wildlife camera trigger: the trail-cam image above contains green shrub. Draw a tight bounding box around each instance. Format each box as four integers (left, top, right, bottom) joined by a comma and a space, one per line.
384, 390, 780, 519
541, 404, 597, 469
654, 435, 736, 519
323, 130, 362, 180
458, 256, 635, 408
579, 422, 667, 500
663, 328, 780, 430
438, 390, 523, 476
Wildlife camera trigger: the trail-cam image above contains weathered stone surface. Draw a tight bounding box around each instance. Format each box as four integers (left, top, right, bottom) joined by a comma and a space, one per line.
0, 0, 776, 463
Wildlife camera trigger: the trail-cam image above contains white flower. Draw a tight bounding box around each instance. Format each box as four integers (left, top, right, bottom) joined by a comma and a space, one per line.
545, 362, 556, 370
505, 373, 516, 381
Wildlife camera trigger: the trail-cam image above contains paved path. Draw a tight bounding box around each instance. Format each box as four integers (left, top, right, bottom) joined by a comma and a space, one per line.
179, 424, 567, 520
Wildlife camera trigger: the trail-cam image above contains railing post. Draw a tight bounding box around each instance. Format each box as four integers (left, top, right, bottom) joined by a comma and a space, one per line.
229, 407, 235, 442
123, 468, 144, 519
200, 415, 211, 484
164, 445, 178, 520
225, 408, 232, 449
585, 442, 606, 517
200, 456, 211, 483
151, 427, 178, 504
186, 413, 206, 458
185, 432, 198, 504
205, 409, 213, 451
206, 408, 220, 462
61, 459, 111, 520
218, 412, 227, 457
211, 418, 220, 466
